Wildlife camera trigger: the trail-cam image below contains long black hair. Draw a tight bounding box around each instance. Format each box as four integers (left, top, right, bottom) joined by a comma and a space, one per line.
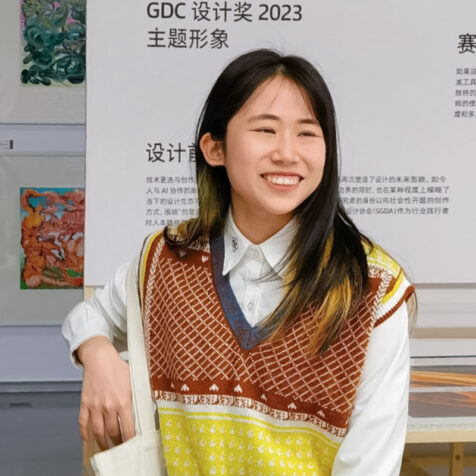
165, 49, 371, 353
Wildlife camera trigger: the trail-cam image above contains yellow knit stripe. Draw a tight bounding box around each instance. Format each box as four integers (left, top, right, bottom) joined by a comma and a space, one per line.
365, 243, 401, 278
139, 230, 163, 295
160, 407, 341, 443
159, 409, 340, 476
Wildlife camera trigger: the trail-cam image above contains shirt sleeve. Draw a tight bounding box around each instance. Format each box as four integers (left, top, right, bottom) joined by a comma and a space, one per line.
331, 303, 410, 476
61, 260, 130, 368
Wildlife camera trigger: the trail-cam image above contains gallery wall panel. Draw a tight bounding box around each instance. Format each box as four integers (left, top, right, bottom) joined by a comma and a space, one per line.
85, 0, 476, 284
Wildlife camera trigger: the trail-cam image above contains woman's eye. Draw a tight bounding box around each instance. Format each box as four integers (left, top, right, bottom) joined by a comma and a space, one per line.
299, 131, 317, 137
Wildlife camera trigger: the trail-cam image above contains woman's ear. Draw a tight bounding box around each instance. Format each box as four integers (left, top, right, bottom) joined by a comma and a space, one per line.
200, 132, 225, 166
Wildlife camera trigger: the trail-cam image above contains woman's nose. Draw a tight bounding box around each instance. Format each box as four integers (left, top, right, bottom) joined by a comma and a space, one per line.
270, 135, 298, 163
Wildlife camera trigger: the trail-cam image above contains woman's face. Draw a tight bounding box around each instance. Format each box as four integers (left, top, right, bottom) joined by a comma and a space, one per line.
201, 75, 326, 240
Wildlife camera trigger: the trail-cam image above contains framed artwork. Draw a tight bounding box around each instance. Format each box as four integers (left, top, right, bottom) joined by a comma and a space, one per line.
0, 0, 85, 123
0, 155, 84, 325
20, 0, 85, 86
20, 187, 84, 289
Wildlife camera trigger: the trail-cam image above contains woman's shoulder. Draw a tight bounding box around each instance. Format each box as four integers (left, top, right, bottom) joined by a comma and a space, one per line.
362, 240, 402, 280
141, 220, 210, 256
362, 240, 415, 326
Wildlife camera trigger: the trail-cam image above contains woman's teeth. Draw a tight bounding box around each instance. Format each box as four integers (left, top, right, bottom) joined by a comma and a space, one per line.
264, 174, 300, 185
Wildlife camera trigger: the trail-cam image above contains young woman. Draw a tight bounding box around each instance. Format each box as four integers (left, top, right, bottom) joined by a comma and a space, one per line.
63, 49, 415, 475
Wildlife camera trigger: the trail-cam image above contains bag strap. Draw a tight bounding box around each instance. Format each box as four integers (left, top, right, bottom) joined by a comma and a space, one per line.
125, 256, 156, 435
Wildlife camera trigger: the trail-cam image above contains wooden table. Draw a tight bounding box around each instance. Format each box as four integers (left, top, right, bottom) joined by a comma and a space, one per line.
402, 426, 476, 476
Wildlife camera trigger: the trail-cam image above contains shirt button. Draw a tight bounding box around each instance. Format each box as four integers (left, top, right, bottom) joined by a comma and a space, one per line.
249, 248, 260, 259
247, 302, 254, 311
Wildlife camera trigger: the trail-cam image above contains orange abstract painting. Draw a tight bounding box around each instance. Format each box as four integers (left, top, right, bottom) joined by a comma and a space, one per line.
20, 187, 85, 289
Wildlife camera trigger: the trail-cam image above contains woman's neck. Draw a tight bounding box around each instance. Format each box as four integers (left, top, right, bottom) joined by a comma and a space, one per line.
230, 207, 293, 244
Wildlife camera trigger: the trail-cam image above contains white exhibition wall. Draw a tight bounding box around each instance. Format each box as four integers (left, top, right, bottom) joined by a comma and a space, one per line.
85, 0, 476, 285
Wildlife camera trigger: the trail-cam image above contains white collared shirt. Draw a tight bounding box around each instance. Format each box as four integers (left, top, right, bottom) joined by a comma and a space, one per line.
62, 216, 409, 476
223, 211, 296, 327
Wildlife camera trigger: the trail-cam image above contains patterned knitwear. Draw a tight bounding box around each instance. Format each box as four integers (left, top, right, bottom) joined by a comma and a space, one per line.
138, 231, 414, 476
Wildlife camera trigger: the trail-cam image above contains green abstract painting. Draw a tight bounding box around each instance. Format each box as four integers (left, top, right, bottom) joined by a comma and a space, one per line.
20, 0, 86, 86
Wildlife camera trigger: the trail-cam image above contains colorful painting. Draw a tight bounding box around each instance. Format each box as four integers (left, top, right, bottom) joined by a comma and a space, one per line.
20, 187, 85, 289
20, 0, 86, 86
409, 366, 476, 418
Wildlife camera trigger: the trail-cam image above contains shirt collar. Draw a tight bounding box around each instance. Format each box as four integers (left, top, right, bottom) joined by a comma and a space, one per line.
222, 209, 297, 278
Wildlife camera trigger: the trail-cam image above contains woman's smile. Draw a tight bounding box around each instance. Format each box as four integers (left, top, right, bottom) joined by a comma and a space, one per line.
215, 75, 326, 239
261, 173, 302, 186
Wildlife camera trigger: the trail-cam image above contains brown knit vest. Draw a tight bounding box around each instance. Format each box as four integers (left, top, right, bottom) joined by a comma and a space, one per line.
139, 231, 404, 438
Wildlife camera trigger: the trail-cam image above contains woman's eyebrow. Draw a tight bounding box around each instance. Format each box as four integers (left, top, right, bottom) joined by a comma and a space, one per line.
247, 114, 320, 125
299, 118, 320, 126
247, 113, 280, 122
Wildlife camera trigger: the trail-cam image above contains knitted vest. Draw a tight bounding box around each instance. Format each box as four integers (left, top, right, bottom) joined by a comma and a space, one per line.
138, 231, 413, 476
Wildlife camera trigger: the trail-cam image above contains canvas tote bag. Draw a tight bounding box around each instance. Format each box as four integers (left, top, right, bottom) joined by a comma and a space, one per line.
88, 257, 166, 475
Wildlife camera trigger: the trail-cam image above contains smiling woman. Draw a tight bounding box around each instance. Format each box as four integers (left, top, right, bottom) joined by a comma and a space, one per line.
173, 50, 375, 355
63, 49, 415, 476
199, 75, 326, 242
